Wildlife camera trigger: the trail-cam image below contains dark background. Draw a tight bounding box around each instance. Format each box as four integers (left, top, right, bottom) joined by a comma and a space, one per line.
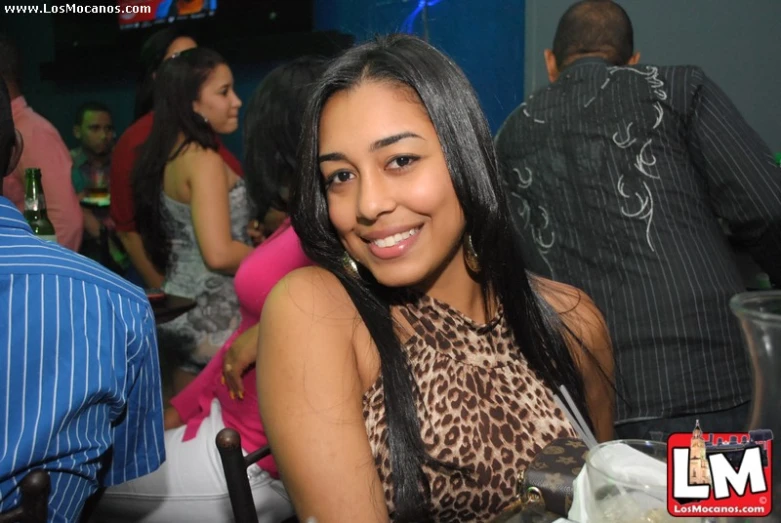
0, 0, 527, 160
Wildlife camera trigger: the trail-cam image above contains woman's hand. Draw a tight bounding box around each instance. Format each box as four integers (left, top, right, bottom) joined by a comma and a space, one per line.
222, 323, 260, 399
164, 405, 184, 430
247, 219, 266, 246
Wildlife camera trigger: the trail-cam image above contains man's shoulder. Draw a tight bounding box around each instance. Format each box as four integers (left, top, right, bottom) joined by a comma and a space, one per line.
16, 106, 67, 145
643, 62, 702, 73
617, 62, 707, 87
0, 233, 149, 305
70, 147, 88, 167
495, 92, 543, 146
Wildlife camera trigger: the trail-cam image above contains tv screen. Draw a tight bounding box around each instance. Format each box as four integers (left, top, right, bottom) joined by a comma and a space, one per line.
118, 0, 217, 30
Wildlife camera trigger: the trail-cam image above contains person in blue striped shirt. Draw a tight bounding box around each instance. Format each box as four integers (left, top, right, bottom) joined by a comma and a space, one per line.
0, 80, 166, 522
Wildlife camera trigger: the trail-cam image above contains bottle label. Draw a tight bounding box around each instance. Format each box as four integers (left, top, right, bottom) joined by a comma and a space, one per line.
37, 235, 57, 243
24, 196, 42, 212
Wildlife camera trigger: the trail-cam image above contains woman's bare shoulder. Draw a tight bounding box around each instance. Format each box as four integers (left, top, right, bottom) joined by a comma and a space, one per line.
263, 266, 359, 325
175, 144, 222, 168
528, 274, 608, 343
166, 143, 224, 185
530, 274, 591, 312
528, 276, 615, 441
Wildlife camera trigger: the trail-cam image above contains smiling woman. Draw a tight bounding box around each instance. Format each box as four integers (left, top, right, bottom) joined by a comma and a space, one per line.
256, 34, 616, 523
319, 89, 464, 290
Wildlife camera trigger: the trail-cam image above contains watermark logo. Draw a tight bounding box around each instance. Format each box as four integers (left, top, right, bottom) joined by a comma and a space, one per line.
667, 421, 773, 517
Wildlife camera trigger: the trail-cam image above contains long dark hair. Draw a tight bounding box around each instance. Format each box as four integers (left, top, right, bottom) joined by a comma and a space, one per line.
291, 34, 591, 521
133, 47, 223, 274
133, 26, 193, 120
243, 56, 328, 222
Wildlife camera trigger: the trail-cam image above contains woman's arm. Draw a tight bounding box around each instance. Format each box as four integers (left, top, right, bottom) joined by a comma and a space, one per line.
534, 277, 615, 442
256, 267, 389, 523
222, 322, 259, 398
187, 151, 252, 274
116, 230, 165, 289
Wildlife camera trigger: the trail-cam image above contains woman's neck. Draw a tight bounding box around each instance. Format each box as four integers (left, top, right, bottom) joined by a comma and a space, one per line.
415, 245, 490, 324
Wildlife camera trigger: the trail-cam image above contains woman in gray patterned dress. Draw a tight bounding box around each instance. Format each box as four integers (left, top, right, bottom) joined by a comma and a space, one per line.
132, 47, 253, 391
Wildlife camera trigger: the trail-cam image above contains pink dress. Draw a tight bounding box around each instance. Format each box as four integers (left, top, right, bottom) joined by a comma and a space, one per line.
170, 220, 311, 477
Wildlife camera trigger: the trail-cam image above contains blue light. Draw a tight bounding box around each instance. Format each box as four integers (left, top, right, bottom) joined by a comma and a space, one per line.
401, 0, 444, 35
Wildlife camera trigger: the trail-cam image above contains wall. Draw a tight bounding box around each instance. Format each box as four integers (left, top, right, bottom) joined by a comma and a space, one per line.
0, 14, 131, 150
525, 0, 781, 151
5, 2, 779, 152
314, 0, 526, 133
0, 14, 277, 158
2, 0, 527, 159
2, 0, 526, 156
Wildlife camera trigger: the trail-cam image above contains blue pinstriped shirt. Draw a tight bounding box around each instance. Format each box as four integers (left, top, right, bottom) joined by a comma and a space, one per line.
0, 197, 165, 521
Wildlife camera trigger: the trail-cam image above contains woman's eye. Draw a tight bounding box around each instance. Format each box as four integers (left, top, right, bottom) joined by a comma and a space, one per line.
326, 171, 354, 187
388, 155, 418, 169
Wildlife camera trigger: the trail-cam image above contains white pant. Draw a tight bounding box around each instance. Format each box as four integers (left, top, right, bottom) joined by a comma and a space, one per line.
93, 400, 294, 523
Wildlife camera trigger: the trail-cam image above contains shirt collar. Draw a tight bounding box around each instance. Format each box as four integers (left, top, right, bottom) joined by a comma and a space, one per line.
71, 147, 89, 168
560, 56, 613, 75
0, 196, 33, 233
71, 146, 112, 170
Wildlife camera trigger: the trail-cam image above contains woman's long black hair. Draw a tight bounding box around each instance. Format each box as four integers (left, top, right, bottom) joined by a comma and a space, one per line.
133, 47, 223, 274
243, 56, 329, 222
133, 26, 193, 121
290, 34, 591, 521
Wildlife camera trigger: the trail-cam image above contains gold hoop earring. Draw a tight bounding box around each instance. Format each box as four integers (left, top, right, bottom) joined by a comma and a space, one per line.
464, 233, 481, 274
342, 251, 359, 276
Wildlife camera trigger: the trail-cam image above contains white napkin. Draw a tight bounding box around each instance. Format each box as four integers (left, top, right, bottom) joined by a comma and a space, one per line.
567, 442, 668, 522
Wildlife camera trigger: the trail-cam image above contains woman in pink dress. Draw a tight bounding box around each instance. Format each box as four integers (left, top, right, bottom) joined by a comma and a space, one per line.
93, 56, 327, 523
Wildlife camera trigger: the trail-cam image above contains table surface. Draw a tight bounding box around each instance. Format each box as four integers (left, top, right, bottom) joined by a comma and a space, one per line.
492, 511, 573, 523
490, 501, 574, 523
150, 293, 196, 324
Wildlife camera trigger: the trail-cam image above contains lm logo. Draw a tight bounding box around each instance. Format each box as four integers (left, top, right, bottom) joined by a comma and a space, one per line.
667, 421, 773, 517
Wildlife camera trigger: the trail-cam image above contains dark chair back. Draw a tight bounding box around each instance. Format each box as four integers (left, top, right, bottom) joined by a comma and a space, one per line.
0, 470, 50, 523
215, 427, 298, 523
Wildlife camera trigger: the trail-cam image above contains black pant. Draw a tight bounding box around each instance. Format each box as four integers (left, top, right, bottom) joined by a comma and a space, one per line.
614, 402, 752, 442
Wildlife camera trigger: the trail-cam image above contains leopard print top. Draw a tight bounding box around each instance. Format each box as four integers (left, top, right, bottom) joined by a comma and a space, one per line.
362, 292, 577, 522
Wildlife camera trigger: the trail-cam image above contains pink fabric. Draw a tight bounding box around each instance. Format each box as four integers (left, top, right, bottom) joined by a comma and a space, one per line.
3, 97, 83, 251
170, 220, 311, 477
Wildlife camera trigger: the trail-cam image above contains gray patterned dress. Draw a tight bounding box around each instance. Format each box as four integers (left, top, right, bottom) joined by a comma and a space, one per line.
159, 179, 252, 373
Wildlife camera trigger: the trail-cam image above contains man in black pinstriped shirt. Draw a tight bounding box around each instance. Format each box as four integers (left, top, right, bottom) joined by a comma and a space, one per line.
496, 0, 781, 440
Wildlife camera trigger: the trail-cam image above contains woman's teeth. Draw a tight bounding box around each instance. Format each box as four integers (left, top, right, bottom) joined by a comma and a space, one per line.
373, 227, 419, 248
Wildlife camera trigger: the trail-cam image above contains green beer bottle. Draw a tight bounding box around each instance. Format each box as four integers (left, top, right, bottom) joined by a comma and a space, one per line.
23, 168, 57, 242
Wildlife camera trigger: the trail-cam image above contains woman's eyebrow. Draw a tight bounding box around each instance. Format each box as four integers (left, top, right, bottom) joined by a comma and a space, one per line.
319, 131, 423, 163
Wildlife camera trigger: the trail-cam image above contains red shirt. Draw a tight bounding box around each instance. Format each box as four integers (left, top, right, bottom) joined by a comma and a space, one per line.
110, 112, 244, 232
